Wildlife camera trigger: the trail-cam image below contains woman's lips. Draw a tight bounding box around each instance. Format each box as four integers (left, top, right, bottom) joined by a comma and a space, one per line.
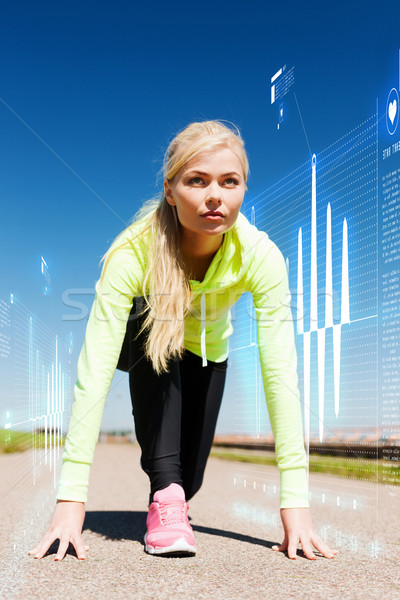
201, 212, 224, 219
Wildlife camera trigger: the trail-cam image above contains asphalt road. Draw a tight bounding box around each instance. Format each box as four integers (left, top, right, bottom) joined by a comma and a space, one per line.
1, 443, 399, 599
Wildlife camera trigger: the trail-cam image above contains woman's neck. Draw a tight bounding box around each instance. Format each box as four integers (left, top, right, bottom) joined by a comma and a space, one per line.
180, 231, 224, 281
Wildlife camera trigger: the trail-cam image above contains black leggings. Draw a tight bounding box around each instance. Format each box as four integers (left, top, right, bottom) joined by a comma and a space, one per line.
120, 298, 228, 504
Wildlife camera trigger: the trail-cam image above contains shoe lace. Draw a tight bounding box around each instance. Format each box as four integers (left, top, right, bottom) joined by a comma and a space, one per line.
159, 501, 187, 526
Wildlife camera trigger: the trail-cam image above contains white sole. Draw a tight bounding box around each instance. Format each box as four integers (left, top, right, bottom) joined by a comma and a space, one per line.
144, 532, 197, 555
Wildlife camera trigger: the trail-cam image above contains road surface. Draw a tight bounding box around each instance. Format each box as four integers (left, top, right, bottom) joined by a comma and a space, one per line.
1, 443, 399, 599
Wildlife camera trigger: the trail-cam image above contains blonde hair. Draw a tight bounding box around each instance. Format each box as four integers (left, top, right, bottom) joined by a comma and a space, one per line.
99, 120, 249, 373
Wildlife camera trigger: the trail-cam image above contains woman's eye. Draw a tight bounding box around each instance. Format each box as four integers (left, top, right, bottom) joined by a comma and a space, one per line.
187, 176, 239, 186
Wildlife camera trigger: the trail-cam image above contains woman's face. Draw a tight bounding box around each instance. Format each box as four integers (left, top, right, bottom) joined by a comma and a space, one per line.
164, 146, 246, 241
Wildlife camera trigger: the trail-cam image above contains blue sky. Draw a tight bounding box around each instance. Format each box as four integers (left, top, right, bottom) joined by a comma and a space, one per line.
1, 0, 399, 431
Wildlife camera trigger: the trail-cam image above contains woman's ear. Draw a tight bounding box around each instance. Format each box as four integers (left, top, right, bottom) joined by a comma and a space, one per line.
164, 179, 175, 206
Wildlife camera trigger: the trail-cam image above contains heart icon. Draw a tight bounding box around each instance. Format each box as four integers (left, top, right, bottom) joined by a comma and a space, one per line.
389, 99, 397, 125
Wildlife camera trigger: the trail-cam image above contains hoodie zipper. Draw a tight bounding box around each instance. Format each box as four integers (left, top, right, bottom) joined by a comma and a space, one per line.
200, 293, 207, 367
189, 224, 247, 368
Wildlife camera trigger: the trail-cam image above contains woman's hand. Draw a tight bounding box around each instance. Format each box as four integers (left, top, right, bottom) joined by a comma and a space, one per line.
272, 507, 338, 560
28, 500, 88, 561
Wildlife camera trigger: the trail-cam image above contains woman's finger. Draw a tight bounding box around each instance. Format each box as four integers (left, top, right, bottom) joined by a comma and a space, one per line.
28, 544, 40, 555
272, 536, 288, 553
300, 537, 317, 560
310, 533, 338, 558
72, 537, 87, 560
30, 533, 57, 559
54, 537, 70, 561
287, 534, 299, 560
271, 544, 286, 552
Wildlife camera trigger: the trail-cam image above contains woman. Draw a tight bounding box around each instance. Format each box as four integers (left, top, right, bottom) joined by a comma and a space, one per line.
29, 120, 337, 561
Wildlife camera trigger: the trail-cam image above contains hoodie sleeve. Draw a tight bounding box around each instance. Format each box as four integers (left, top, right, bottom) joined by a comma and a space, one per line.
247, 234, 309, 509
56, 243, 143, 502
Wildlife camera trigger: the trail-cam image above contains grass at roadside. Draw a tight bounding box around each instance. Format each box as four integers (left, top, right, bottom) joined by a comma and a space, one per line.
2, 429, 399, 486
210, 448, 400, 485
0, 429, 63, 453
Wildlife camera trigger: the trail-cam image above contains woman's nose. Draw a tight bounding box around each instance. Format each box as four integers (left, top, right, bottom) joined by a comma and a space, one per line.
205, 182, 222, 204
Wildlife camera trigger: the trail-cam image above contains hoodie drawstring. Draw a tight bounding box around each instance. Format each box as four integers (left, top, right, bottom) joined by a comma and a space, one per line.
200, 293, 207, 367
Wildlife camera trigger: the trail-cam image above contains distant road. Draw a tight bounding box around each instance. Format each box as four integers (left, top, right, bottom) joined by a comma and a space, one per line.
1, 444, 399, 599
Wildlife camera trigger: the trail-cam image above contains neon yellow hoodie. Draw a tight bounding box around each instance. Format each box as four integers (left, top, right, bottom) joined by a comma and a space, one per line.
57, 211, 309, 508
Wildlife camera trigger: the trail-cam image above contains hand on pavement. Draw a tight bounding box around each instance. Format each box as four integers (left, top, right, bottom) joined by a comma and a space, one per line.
272, 507, 338, 560
28, 499, 88, 561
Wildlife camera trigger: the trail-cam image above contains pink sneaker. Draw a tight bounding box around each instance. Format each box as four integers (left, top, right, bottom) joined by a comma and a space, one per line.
144, 483, 197, 555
